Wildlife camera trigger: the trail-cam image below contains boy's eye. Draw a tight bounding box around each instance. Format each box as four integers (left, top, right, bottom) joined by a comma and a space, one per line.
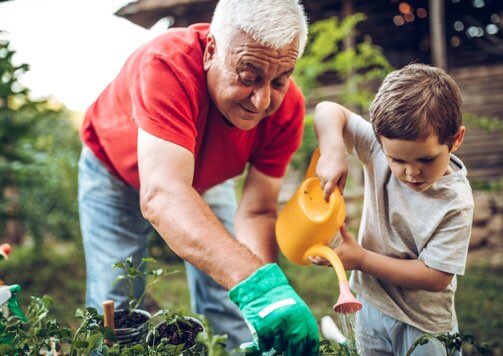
391, 158, 405, 163
419, 157, 435, 163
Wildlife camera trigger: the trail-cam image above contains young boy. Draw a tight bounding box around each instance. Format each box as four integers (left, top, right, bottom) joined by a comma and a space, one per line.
312, 64, 474, 355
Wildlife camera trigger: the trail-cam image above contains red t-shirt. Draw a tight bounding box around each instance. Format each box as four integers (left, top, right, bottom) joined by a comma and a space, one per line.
81, 23, 305, 193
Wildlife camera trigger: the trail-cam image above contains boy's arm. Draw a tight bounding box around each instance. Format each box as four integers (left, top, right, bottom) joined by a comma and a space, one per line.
313, 101, 353, 200
359, 247, 454, 292
327, 226, 454, 292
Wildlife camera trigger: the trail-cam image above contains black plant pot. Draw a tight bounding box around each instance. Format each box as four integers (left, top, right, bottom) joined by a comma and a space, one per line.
146, 316, 204, 354
113, 309, 151, 346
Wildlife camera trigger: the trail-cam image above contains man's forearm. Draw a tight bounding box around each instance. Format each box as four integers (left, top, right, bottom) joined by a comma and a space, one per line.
141, 181, 262, 290
360, 249, 453, 292
235, 211, 278, 264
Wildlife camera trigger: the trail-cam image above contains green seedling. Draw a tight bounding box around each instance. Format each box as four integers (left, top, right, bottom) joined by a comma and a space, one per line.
112, 256, 176, 311
69, 307, 116, 356
407, 332, 492, 356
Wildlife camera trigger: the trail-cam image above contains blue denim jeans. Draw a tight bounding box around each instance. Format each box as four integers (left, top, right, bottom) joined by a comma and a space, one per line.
356, 297, 459, 356
78, 146, 252, 350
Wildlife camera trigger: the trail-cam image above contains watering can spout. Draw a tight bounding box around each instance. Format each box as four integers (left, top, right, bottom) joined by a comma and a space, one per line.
276, 148, 362, 314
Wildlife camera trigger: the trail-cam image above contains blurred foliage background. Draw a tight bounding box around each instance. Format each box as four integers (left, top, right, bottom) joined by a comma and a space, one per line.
0, 40, 81, 250
0, 14, 501, 355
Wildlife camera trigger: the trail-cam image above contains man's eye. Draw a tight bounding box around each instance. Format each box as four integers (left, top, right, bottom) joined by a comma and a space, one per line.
272, 80, 287, 89
239, 73, 257, 86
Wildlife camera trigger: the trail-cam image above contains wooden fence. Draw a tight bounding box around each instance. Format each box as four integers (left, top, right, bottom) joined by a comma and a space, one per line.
451, 64, 503, 183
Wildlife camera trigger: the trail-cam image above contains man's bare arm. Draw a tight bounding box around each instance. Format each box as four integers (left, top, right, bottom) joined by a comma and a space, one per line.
137, 128, 262, 290
235, 166, 283, 264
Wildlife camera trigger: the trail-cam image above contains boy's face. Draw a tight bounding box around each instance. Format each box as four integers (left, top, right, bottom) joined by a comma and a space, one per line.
380, 128, 465, 192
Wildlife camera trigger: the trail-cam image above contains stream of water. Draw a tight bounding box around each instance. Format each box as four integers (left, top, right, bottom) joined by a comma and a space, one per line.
336, 313, 360, 356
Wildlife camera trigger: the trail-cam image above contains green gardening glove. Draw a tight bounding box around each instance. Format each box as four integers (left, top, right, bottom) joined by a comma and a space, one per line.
229, 263, 319, 355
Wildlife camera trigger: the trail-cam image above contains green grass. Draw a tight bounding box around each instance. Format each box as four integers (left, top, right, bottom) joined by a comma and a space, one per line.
455, 264, 503, 352
280, 256, 344, 318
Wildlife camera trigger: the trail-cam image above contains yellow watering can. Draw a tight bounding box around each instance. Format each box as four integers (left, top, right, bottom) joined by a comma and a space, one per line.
276, 148, 362, 314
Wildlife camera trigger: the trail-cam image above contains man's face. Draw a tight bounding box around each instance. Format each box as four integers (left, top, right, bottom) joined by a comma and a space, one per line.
381, 129, 464, 192
204, 31, 298, 130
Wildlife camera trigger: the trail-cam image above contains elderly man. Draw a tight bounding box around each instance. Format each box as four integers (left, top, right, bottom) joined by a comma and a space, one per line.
79, 0, 318, 353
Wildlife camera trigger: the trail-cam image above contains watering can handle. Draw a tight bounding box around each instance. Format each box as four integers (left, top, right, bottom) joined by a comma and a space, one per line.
304, 245, 348, 283
305, 148, 321, 180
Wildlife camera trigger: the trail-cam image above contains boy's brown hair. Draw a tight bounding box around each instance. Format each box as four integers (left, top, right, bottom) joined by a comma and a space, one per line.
369, 63, 462, 149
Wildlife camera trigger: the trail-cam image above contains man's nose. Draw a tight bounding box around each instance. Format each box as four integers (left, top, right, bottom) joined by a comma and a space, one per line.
251, 84, 271, 112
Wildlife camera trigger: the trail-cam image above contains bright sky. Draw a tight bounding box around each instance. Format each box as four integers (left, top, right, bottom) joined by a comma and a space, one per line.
0, 0, 163, 112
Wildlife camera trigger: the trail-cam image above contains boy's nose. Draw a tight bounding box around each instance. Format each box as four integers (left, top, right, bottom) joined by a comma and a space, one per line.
405, 166, 420, 177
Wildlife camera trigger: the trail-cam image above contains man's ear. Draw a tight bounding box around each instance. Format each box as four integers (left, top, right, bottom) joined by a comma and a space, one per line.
203, 34, 217, 71
450, 126, 466, 153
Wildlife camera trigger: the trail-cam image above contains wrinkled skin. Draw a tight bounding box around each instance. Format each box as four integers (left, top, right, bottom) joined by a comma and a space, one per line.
204, 30, 299, 130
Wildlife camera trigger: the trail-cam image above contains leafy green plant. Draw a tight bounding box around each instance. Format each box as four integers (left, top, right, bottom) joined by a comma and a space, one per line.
407, 332, 492, 356
146, 310, 202, 354
293, 14, 392, 111
196, 322, 228, 356
0, 295, 71, 354
319, 338, 358, 356
0, 286, 214, 355
464, 113, 503, 133
289, 114, 317, 173
0, 39, 81, 249
470, 178, 503, 192
113, 256, 174, 311
69, 307, 116, 356
291, 15, 392, 172
0, 244, 85, 329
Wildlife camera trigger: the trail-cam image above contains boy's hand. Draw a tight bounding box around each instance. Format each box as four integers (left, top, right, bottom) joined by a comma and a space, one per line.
316, 150, 348, 202
334, 225, 366, 270
310, 225, 366, 271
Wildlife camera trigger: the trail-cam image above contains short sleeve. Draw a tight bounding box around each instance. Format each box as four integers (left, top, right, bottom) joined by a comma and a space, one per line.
131, 54, 198, 154
344, 113, 380, 165
418, 207, 473, 275
250, 94, 305, 177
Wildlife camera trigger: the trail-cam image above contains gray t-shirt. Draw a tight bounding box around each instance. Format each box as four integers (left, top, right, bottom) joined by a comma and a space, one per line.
345, 113, 474, 333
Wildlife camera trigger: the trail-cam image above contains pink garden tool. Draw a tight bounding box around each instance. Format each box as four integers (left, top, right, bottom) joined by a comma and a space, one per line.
276, 149, 362, 314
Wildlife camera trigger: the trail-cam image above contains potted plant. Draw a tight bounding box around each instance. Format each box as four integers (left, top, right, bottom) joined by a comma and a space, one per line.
109, 256, 168, 346
146, 310, 205, 354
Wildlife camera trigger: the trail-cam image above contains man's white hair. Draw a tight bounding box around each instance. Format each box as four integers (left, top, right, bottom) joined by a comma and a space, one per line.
210, 0, 308, 59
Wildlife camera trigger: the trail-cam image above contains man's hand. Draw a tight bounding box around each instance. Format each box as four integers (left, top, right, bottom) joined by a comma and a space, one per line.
229, 263, 319, 355
316, 149, 348, 202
